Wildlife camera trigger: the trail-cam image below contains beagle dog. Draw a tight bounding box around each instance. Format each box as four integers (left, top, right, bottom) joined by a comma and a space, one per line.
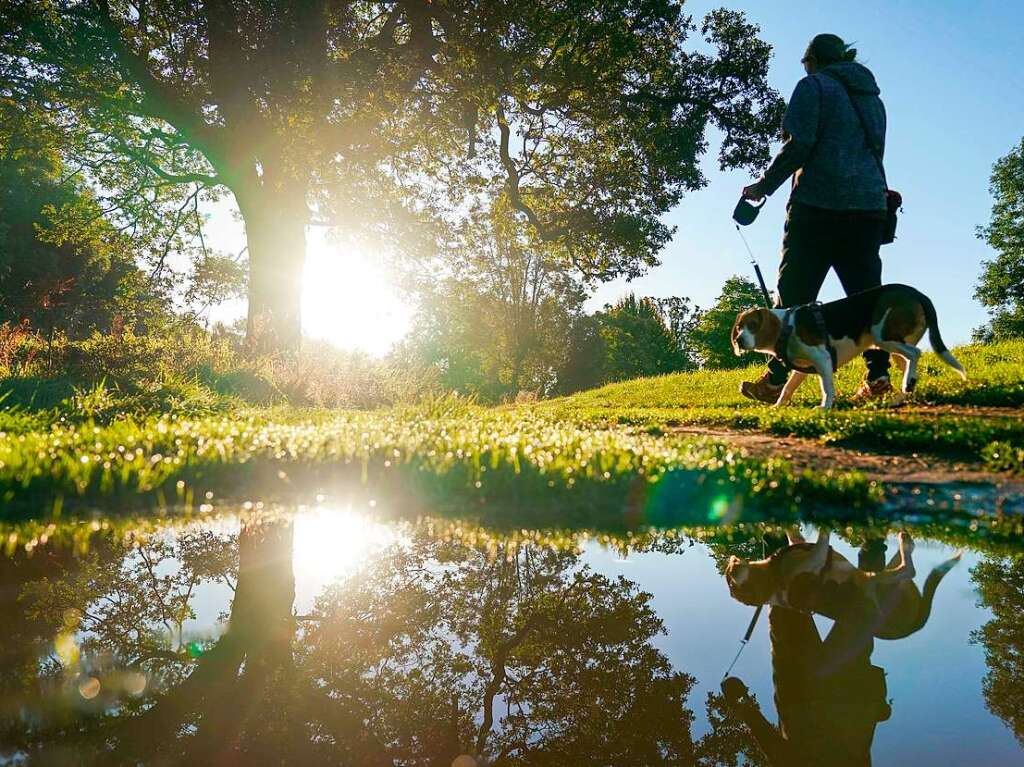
725, 527, 962, 640
731, 284, 966, 409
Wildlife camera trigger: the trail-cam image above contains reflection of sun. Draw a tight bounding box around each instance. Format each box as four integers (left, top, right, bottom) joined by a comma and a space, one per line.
301, 231, 413, 356
291, 506, 397, 601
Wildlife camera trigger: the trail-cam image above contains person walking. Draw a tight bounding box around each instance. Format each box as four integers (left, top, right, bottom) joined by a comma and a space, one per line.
740, 33, 893, 403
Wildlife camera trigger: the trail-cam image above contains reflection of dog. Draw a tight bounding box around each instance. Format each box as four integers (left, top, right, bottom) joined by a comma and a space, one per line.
725, 527, 961, 639
730, 284, 967, 409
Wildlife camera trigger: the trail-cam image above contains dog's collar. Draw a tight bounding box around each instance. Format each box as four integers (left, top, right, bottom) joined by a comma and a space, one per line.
773, 303, 837, 374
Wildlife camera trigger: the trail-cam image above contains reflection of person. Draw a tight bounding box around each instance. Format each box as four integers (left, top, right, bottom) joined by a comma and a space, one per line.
723, 607, 890, 766
721, 538, 893, 766
739, 33, 892, 405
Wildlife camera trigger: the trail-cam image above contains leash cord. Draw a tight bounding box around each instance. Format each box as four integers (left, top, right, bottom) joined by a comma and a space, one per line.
722, 604, 764, 681
735, 224, 773, 309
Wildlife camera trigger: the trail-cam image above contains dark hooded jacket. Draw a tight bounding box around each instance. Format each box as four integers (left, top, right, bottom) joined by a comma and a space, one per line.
760, 62, 887, 211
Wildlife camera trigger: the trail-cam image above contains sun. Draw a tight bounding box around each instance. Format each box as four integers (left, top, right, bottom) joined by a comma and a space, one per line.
301, 230, 413, 356
291, 504, 399, 606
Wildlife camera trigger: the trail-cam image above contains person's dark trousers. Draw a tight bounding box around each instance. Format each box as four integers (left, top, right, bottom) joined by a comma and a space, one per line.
767, 202, 891, 386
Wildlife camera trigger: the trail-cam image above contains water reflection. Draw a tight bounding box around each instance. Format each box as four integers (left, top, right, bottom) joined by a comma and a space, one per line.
719, 528, 961, 765
972, 556, 1024, 747
0, 508, 1021, 765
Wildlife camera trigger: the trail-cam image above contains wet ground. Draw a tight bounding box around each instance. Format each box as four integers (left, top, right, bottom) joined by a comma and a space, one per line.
1, 500, 1022, 766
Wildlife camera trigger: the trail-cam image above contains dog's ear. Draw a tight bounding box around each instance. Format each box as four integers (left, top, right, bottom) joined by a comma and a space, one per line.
747, 310, 764, 332
731, 313, 744, 338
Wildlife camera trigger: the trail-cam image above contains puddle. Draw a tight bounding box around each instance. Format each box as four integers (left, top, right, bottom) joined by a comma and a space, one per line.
1, 501, 1022, 765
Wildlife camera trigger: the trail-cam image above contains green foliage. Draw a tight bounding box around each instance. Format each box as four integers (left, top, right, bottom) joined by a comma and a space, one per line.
4, 0, 784, 350
557, 315, 608, 395
974, 138, 1024, 342
0, 97, 162, 336
688, 276, 766, 369
557, 294, 695, 394
975, 137, 1024, 341
0, 326, 441, 422
400, 202, 586, 400
597, 294, 694, 382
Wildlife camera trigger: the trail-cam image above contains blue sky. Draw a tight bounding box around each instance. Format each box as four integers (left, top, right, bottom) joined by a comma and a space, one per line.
590, 0, 1024, 344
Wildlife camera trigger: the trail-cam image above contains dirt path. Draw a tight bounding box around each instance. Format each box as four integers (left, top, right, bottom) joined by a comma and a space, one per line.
674, 424, 1024, 514
879, 404, 1022, 420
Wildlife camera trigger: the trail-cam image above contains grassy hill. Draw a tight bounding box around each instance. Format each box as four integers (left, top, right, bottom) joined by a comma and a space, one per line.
548, 339, 1024, 411
535, 339, 1024, 472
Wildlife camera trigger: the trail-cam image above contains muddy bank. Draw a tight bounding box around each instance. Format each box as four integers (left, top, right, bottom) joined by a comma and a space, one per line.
675, 425, 1024, 515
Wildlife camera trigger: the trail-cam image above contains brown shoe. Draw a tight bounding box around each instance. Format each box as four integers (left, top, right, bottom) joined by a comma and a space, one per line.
852, 375, 894, 402
740, 372, 785, 404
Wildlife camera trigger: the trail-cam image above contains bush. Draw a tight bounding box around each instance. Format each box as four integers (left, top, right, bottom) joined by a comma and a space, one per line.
0, 324, 443, 421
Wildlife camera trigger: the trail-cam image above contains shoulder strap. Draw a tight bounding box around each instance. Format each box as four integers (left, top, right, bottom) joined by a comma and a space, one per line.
820, 70, 887, 186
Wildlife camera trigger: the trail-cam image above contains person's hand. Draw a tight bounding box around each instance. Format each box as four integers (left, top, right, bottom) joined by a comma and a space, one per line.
721, 676, 751, 704
741, 181, 767, 202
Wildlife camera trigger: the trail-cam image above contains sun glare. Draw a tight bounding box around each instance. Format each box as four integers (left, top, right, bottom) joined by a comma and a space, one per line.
291, 505, 399, 610
301, 230, 413, 356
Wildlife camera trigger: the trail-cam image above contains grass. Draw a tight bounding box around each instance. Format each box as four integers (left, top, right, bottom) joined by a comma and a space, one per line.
0, 339, 1021, 523
0, 399, 879, 520
535, 339, 1024, 473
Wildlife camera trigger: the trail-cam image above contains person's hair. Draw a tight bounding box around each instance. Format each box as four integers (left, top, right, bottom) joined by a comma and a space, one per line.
806, 33, 858, 66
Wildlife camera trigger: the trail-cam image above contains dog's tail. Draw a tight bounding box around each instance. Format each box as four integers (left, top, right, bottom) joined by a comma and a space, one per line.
907, 550, 963, 636
920, 292, 967, 380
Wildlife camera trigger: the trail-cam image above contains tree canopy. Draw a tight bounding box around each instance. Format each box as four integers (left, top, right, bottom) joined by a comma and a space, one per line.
4, 0, 783, 351
688, 275, 764, 369
975, 137, 1024, 341
0, 96, 161, 336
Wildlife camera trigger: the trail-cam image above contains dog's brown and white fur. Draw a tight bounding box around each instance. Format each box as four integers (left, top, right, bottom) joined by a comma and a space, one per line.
731, 284, 966, 409
725, 527, 962, 640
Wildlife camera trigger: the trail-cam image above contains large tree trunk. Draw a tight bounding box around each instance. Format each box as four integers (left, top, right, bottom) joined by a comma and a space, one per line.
239, 186, 308, 354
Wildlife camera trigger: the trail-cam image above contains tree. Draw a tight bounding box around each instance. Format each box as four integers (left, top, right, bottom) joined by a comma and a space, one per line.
557, 314, 608, 394
0, 97, 162, 336
5, 2, 783, 352
974, 138, 1024, 341
555, 293, 697, 393
400, 200, 587, 399
597, 294, 693, 382
689, 275, 764, 369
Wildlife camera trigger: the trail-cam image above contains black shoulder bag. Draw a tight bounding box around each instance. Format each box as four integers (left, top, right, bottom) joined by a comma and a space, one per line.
825, 74, 902, 244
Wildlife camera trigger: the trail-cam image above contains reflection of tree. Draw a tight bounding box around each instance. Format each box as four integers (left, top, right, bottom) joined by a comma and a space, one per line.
111, 520, 301, 764
698, 691, 769, 767
971, 556, 1024, 745
302, 534, 698, 765
0, 542, 86, 753
4, 527, 238, 759
25, 529, 237, 681
8, 523, 707, 765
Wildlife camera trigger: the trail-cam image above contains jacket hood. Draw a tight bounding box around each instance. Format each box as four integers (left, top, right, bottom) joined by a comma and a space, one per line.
821, 62, 880, 95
